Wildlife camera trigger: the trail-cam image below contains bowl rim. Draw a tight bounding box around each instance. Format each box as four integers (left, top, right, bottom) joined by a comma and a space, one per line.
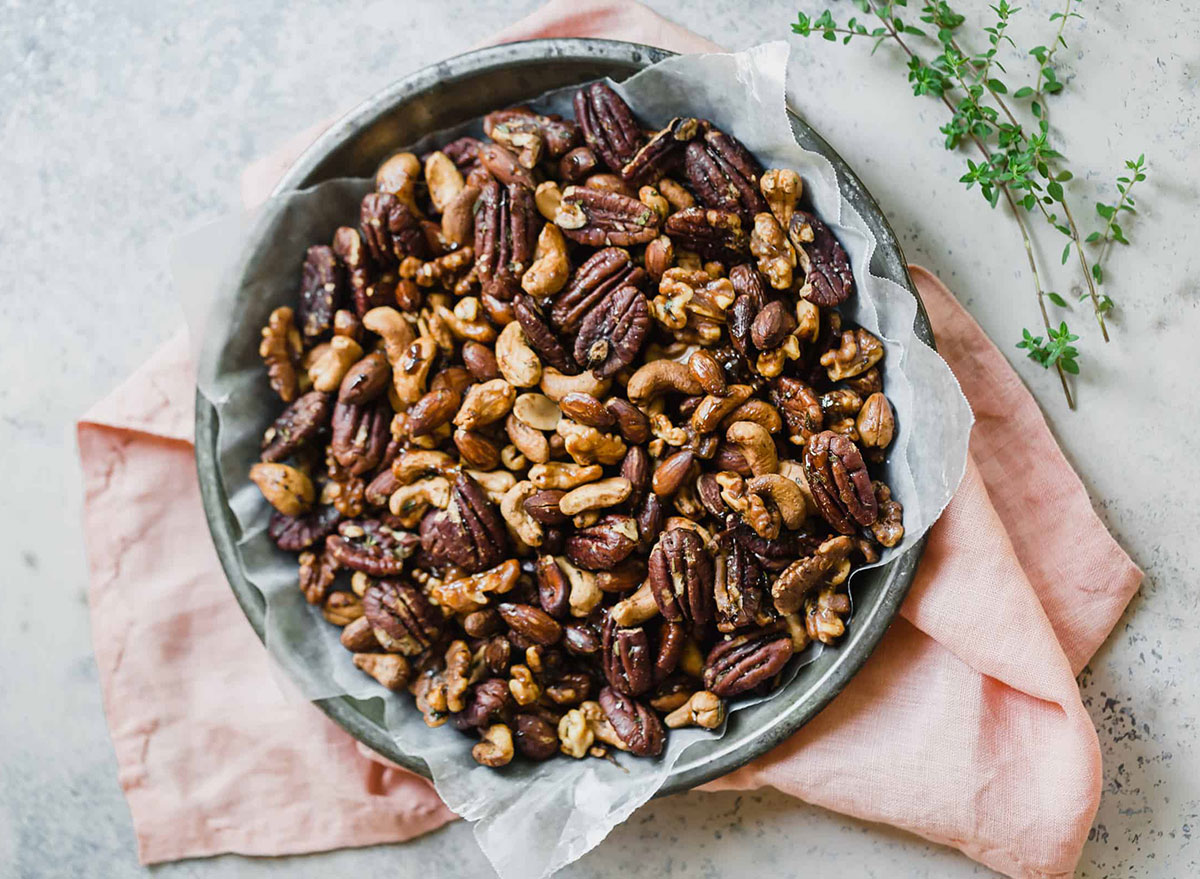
194, 36, 932, 797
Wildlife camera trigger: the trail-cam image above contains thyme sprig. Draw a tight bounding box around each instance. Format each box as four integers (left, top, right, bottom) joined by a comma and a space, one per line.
792, 0, 1147, 409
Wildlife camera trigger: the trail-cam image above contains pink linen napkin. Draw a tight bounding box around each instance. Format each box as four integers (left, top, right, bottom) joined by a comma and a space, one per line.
78, 1, 1141, 875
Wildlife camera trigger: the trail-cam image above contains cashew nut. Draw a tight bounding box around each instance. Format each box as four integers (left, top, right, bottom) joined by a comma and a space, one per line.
522, 221, 570, 299
454, 378, 516, 430
500, 480, 543, 548
353, 653, 410, 691
747, 474, 808, 529
249, 462, 314, 516
778, 459, 817, 513
495, 321, 543, 388
423, 150, 464, 213
505, 412, 550, 464
306, 335, 363, 392
472, 723, 514, 767
362, 306, 416, 364
725, 421, 779, 476
512, 392, 561, 431
610, 581, 659, 627
721, 398, 783, 434
556, 555, 603, 617
437, 299, 496, 344
528, 461, 603, 490
375, 151, 421, 208
464, 469, 517, 504
391, 334, 439, 405
626, 359, 703, 407
690, 384, 753, 434
391, 449, 456, 485
539, 367, 612, 403
534, 181, 563, 221
664, 690, 725, 729
559, 477, 632, 516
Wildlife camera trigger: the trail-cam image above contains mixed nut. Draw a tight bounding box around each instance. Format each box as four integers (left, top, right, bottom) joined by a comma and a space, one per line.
251, 81, 903, 768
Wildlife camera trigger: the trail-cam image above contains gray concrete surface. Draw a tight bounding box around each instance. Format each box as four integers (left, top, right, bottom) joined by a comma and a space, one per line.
1, 0, 1196, 876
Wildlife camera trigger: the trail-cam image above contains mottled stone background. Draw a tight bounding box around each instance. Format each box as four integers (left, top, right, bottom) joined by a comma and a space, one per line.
0, 0, 1196, 876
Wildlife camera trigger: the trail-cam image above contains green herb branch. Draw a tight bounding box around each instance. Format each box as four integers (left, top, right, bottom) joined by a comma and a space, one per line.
792, 0, 1147, 409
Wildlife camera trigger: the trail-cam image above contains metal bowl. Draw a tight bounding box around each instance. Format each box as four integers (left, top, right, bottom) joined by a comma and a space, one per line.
195, 38, 931, 796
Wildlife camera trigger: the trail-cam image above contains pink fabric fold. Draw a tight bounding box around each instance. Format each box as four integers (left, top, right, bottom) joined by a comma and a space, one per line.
77, 2, 1141, 876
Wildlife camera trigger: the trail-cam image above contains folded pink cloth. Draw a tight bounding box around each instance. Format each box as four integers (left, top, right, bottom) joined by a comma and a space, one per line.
78, 1, 1141, 876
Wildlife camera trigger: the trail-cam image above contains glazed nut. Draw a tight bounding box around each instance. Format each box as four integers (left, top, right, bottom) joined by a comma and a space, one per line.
557, 555, 603, 617
690, 384, 753, 435
391, 449, 455, 484
472, 723, 515, 767
428, 559, 521, 614
760, 168, 802, 229
557, 419, 627, 466
454, 379, 516, 430
625, 358, 704, 406
466, 468, 518, 504
392, 335, 439, 405
687, 350, 727, 396
308, 336, 364, 393
747, 473, 808, 528
558, 392, 616, 429
559, 477, 632, 516
495, 321, 544, 389
424, 150, 464, 213
534, 180, 563, 221
506, 412, 550, 464
725, 421, 779, 476
652, 450, 695, 497
639, 185, 670, 219
663, 690, 725, 729
558, 708, 594, 758
529, 461, 604, 490
362, 306, 415, 362
512, 392, 562, 431
508, 665, 542, 706
500, 480, 544, 547
539, 367, 612, 403
644, 235, 675, 281
375, 151, 421, 206
322, 591, 364, 626
249, 462, 314, 516
354, 653, 410, 690
610, 581, 659, 627
857, 392, 895, 449
442, 184, 481, 246
389, 476, 452, 521
521, 223, 570, 299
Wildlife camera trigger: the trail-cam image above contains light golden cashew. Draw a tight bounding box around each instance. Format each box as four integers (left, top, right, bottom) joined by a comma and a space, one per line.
391, 450, 456, 485
495, 321, 543, 388
454, 379, 516, 430
528, 461, 604, 490
472, 723, 514, 767
559, 477, 632, 516
664, 690, 725, 729
610, 581, 659, 627
690, 384, 753, 434
777, 459, 817, 513
557, 420, 626, 466
512, 392, 561, 431
249, 462, 314, 516
389, 334, 439, 405
362, 305, 415, 359
464, 469, 517, 503
388, 477, 451, 526
500, 444, 527, 472
437, 299, 496, 344
306, 335, 363, 392
500, 480, 544, 548
505, 413, 550, 464
375, 151, 421, 208
534, 181, 563, 221
539, 367, 612, 403
747, 474, 809, 529
521, 222, 570, 299
353, 653, 410, 691
626, 359, 704, 407
725, 421, 779, 476
423, 150, 464, 213
556, 555, 603, 617
350, 571, 372, 598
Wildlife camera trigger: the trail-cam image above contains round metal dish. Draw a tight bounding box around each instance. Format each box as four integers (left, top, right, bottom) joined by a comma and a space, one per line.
195, 38, 932, 797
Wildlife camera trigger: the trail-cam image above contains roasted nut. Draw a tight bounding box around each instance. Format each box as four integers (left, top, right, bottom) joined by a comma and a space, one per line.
791, 209, 855, 307
598, 686, 664, 757
663, 690, 725, 729
269, 505, 340, 553
259, 307, 303, 402
760, 168, 802, 229
552, 246, 647, 334
499, 480, 544, 548
495, 321, 544, 389
557, 419, 626, 466
498, 602, 563, 646
260, 391, 332, 463
725, 421, 778, 476
803, 431, 878, 533
602, 617, 653, 696
575, 285, 651, 378
683, 127, 766, 218
423, 474, 510, 573
857, 392, 895, 449
566, 515, 638, 571
749, 212, 797, 290
664, 207, 748, 261
513, 294, 577, 375
424, 150, 464, 213
375, 152, 421, 206
363, 580, 442, 655
559, 477, 632, 516
820, 327, 884, 381
574, 82, 644, 172
703, 625, 794, 697
474, 179, 539, 300
521, 223, 570, 299
515, 713, 560, 760
441, 184, 481, 247
529, 461, 603, 490
750, 301, 796, 351
473, 723, 515, 767
871, 481, 904, 547
647, 528, 714, 629
626, 359, 704, 406
454, 379, 516, 430
771, 535, 854, 615
555, 186, 661, 247
506, 413, 550, 464
354, 653, 410, 690
652, 450, 695, 498
250, 462, 314, 516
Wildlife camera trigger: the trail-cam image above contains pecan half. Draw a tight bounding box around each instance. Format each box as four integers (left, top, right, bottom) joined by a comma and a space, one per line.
683, 128, 767, 220
791, 210, 854, 307
598, 686, 664, 757
261, 391, 332, 463
298, 245, 345, 339
268, 505, 341, 552
363, 580, 442, 655
574, 285, 651, 378
702, 625, 794, 697
484, 107, 580, 166
602, 616, 654, 696
474, 179, 540, 301
771, 376, 824, 443
425, 474, 510, 574
574, 82, 644, 173
621, 116, 701, 185
513, 293, 578, 374
330, 399, 390, 477
327, 519, 419, 577
555, 186, 661, 248
647, 528, 714, 630
714, 530, 772, 632
803, 430, 878, 533
566, 514, 639, 571
664, 207, 748, 261
551, 246, 647, 334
